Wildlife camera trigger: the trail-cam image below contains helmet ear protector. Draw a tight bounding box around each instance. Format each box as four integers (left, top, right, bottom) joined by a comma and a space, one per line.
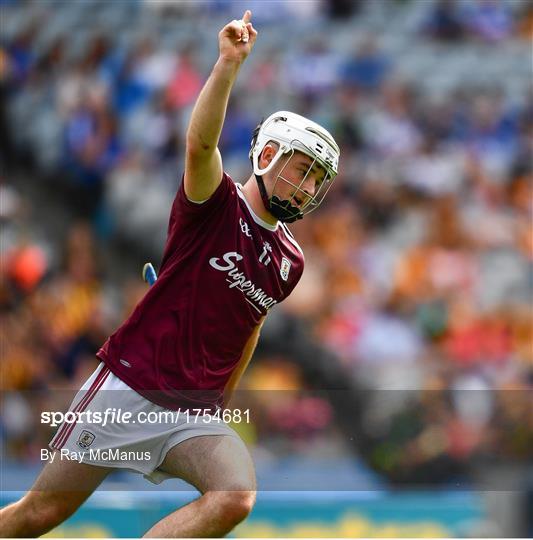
249, 111, 340, 223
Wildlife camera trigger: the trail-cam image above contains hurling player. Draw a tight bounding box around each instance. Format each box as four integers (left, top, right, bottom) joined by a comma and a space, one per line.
0, 10, 339, 538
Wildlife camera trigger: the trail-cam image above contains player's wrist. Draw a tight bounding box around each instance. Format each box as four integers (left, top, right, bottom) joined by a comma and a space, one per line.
217, 53, 244, 66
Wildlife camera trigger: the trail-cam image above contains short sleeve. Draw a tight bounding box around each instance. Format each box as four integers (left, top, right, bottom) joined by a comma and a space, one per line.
161, 172, 237, 270
168, 172, 234, 233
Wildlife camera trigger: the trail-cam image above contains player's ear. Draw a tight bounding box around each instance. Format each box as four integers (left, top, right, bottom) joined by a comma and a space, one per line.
259, 144, 273, 167
259, 142, 278, 168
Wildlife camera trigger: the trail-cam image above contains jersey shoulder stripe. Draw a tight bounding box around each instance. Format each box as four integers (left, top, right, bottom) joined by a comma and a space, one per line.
280, 223, 304, 256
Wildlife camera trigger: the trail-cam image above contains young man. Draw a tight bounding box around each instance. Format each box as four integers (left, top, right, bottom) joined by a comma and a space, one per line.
0, 10, 339, 538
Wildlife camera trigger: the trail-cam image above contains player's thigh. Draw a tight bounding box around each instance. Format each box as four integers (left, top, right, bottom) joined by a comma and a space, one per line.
23, 451, 113, 516
159, 435, 255, 493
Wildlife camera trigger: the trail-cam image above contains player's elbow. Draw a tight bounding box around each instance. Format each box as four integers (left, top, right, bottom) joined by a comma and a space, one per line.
186, 131, 212, 156
186, 141, 211, 157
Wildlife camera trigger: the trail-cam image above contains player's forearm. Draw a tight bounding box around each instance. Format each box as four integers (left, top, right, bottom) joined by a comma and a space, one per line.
224, 319, 264, 404
186, 58, 241, 155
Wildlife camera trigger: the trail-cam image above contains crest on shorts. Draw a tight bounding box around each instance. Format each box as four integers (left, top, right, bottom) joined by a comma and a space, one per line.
77, 430, 95, 449
280, 257, 291, 281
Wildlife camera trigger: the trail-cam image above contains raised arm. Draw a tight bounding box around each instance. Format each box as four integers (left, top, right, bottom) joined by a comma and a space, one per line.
184, 10, 258, 202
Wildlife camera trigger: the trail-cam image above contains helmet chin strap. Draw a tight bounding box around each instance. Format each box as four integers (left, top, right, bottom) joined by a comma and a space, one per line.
255, 174, 303, 223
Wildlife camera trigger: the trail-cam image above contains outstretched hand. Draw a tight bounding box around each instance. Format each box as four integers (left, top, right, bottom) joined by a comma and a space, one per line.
218, 10, 258, 64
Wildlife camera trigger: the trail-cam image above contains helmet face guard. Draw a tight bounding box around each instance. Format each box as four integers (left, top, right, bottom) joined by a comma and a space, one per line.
250, 112, 340, 223
270, 146, 335, 222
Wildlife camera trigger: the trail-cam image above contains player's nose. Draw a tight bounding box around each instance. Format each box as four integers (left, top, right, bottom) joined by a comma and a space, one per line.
301, 176, 316, 198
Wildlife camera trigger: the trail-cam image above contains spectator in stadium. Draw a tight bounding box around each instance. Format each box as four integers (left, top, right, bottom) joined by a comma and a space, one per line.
340, 37, 390, 92
283, 38, 340, 104
164, 45, 203, 110
463, 0, 513, 42
423, 0, 466, 42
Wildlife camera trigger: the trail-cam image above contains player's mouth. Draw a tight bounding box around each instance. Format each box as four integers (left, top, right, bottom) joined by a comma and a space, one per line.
292, 194, 304, 207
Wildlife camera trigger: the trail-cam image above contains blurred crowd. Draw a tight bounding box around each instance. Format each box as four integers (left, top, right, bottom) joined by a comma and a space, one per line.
1, 0, 532, 485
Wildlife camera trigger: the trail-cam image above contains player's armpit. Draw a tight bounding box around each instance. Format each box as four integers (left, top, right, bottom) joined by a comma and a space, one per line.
184, 145, 223, 202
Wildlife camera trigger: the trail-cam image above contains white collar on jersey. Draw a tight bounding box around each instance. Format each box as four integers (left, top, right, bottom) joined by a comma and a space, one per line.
236, 183, 279, 231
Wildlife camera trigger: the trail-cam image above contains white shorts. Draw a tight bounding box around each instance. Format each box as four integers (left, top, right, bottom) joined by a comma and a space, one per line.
49, 362, 240, 484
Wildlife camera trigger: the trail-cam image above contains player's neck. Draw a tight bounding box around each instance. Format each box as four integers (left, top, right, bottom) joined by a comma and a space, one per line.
241, 175, 278, 226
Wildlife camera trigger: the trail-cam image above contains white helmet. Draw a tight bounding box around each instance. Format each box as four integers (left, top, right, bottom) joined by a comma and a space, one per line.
249, 111, 340, 222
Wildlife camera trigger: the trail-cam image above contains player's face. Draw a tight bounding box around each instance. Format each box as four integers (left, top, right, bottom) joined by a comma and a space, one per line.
261, 146, 327, 211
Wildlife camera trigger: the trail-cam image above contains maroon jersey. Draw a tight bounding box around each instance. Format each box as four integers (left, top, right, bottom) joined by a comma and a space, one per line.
97, 173, 304, 410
